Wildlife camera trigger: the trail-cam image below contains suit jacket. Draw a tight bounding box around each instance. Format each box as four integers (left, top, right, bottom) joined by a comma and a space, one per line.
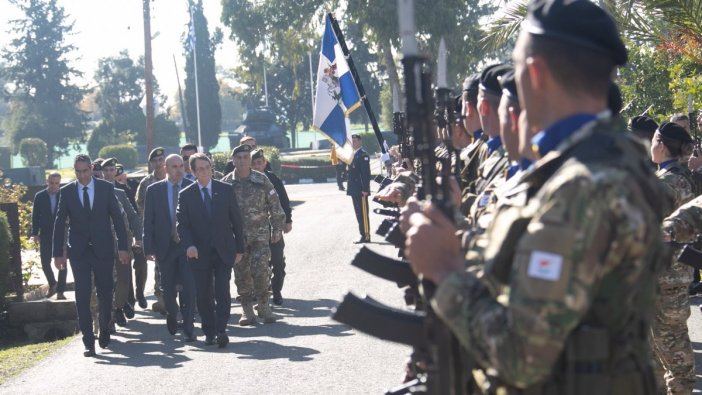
31, 188, 61, 255
52, 178, 128, 261
143, 178, 193, 262
176, 179, 245, 267
346, 148, 371, 196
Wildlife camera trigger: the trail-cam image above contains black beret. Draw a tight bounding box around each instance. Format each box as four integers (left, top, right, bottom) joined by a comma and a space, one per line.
251, 149, 264, 161
499, 70, 518, 102
462, 73, 480, 93
658, 122, 693, 144
629, 116, 658, 134
607, 83, 623, 115
453, 95, 463, 114
231, 144, 252, 156
92, 158, 104, 171
480, 64, 513, 96
525, 0, 627, 66
148, 147, 165, 161
101, 157, 117, 168
115, 164, 124, 176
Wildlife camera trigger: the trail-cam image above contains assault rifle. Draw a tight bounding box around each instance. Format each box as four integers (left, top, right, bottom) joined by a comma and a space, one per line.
333, 2, 467, 393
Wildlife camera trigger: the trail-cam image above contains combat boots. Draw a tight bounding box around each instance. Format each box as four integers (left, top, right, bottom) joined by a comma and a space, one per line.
257, 299, 278, 324
239, 303, 258, 326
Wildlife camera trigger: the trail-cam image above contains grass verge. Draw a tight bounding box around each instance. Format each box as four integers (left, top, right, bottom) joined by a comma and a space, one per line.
0, 336, 74, 385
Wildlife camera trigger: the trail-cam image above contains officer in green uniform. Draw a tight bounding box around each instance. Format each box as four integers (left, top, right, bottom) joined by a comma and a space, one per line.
404, 1, 670, 393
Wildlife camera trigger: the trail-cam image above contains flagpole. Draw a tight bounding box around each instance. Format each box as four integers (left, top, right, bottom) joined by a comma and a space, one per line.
327, 13, 387, 155
189, 5, 203, 152
173, 54, 189, 133
308, 51, 318, 149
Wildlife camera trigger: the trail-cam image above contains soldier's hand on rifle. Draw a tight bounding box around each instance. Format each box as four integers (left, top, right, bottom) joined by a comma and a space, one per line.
375, 186, 403, 205
399, 197, 421, 234
688, 155, 702, 172
405, 203, 463, 284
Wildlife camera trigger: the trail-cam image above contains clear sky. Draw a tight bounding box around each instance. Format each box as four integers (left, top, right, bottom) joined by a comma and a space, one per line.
0, 0, 239, 106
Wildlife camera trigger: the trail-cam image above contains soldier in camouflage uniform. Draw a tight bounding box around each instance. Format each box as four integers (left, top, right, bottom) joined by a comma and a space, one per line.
649, 122, 697, 394
459, 73, 489, 215
135, 147, 166, 314
405, 1, 670, 393
222, 144, 285, 325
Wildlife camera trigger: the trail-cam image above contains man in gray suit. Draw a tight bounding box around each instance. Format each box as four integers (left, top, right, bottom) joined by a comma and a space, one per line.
143, 154, 195, 341
53, 154, 129, 357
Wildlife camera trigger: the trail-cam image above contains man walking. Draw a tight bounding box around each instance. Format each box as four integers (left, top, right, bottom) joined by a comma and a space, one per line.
144, 154, 196, 341
31, 172, 66, 299
53, 154, 129, 357
177, 153, 245, 348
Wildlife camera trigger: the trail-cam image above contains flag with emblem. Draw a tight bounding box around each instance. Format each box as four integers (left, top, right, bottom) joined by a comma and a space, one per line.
313, 15, 363, 164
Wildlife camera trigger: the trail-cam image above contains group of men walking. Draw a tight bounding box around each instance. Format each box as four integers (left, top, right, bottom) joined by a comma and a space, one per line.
31, 138, 291, 357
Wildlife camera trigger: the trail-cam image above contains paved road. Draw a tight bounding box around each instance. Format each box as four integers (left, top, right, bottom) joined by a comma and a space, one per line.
6, 181, 702, 393
2, 182, 412, 394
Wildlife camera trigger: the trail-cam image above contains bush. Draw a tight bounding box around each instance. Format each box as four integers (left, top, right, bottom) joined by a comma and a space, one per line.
258, 146, 281, 176
359, 133, 381, 155
280, 156, 335, 182
0, 211, 12, 311
98, 144, 138, 169
18, 138, 48, 167
210, 152, 229, 174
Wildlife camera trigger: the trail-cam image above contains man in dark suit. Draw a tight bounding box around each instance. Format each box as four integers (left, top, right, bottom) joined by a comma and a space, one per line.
31, 172, 67, 299
143, 154, 195, 341
177, 153, 245, 348
53, 154, 129, 357
347, 134, 371, 243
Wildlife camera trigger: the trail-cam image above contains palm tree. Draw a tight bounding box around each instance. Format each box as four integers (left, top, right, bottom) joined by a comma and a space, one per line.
483, 0, 702, 62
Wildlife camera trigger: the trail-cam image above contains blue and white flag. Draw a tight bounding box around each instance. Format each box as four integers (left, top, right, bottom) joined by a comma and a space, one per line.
313, 15, 363, 164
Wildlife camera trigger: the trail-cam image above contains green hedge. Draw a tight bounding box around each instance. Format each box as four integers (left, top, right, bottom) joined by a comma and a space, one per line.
359, 133, 380, 155
18, 138, 48, 167
0, 211, 12, 311
281, 156, 335, 182
98, 144, 138, 169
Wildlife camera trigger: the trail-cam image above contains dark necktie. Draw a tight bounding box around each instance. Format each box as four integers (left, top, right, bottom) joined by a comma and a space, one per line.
202, 187, 212, 216
82, 186, 90, 215
171, 183, 180, 242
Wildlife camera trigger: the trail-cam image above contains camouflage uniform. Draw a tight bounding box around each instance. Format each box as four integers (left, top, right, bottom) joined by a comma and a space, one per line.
460, 133, 489, 215
223, 170, 285, 320
652, 162, 696, 395
433, 117, 670, 393
136, 172, 165, 307
112, 188, 140, 313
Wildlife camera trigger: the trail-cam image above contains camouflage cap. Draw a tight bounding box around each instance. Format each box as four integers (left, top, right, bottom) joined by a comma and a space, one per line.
239, 135, 255, 144
251, 149, 264, 161
148, 147, 165, 162
231, 144, 253, 156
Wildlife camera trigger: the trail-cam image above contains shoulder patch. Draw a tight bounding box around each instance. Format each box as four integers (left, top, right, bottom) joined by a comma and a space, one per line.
364, 156, 369, 161
269, 188, 277, 196
527, 251, 563, 282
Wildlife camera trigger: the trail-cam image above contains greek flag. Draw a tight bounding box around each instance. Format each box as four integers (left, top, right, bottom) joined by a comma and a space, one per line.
313, 15, 362, 164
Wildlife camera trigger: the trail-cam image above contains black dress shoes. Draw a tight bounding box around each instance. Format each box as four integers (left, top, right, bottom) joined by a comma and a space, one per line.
113, 309, 127, 327
166, 315, 177, 335
204, 335, 215, 345
123, 303, 135, 319
216, 333, 229, 348
273, 294, 283, 306
56, 292, 66, 300
98, 332, 110, 349
46, 284, 57, 299
184, 334, 196, 343
136, 293, 147, 309
83, 346, 96, 357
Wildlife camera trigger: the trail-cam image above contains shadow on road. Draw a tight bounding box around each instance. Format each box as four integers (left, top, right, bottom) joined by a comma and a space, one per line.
233, 339, 320, 361
231, 322, 351, 340
289, 200, 305, 208
92, 319, 194, 369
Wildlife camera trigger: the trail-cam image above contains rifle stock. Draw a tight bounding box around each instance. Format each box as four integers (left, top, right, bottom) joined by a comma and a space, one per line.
332, 292, 427, 348
351, 246, 417, 288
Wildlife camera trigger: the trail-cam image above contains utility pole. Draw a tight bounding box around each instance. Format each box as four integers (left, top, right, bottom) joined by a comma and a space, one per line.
143, 0, 155, 154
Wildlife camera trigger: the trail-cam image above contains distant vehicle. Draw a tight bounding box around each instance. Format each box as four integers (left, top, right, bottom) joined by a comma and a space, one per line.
228, 107, 290, 149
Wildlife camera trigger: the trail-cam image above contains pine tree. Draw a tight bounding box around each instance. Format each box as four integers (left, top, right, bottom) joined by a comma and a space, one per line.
183, 0, 222, 150
2, 0, 87, 167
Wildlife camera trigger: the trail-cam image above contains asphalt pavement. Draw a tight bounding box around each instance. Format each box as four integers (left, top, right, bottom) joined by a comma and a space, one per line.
2, 182, 412, 395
